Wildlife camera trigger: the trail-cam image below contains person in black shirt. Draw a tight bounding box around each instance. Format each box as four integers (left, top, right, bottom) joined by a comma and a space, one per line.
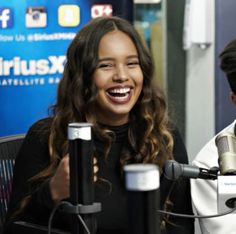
3, 16, 194, 234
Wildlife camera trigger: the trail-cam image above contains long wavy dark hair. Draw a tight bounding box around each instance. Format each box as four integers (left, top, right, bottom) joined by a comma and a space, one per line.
18, 16, 174, 215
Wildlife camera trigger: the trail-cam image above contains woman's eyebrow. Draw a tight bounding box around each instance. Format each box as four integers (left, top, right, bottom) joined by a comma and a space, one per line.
98, 55, 139, 61
98, 57, 114, 62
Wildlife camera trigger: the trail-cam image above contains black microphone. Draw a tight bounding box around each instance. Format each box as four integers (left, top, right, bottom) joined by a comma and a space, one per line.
68, 123, 95, 234
124, 164, 160, 234
215, 132, 236, 175
164, 160, 218, 180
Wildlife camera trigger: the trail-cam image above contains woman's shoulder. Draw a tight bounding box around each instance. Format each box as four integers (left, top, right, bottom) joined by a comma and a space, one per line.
26, 117, 53, 142
29, 117, 53, 130
16, 118, 53, 158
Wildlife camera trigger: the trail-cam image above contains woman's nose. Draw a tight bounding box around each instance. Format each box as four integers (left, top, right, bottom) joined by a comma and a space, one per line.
112, 65, 128, 82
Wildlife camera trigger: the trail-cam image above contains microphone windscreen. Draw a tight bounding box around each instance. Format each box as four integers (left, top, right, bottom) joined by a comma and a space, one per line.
215, 132, 236, 175
124, 164, 160, 191
164, 160, 183, 180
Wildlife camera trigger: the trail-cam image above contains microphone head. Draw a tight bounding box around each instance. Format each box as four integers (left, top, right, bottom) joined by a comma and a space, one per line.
124, 164, 160, 191
164, 160, 183, 180
68, 123, 93, 140
215, 132, 236, 175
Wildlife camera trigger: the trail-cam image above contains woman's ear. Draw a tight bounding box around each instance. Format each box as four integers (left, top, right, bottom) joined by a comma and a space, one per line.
230, 92, 236, 106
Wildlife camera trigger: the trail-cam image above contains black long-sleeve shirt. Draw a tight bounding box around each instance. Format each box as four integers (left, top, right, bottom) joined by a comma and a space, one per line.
3, 118, 194, 234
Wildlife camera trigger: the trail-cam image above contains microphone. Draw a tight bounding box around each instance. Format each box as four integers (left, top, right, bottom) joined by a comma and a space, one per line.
124, 164, 160, 234
67, 123, 97, 234
123, 164, 236, 225
215, 132, 236, 213
163, 160, 236, 217
164, 160, 218, 180
68, 123, 94, 205
215, 132, 236, 175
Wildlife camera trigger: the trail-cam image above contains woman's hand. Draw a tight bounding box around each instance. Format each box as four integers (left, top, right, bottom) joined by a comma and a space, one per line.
49, 154, 70, 203
49, 154, 99, 203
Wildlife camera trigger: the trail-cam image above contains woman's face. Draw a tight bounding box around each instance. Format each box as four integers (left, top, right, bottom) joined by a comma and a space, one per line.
93, 30, 143, 126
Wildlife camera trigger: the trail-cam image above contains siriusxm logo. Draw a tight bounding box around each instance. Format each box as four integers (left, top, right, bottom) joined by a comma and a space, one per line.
0, 56, 66, 76
0, 8, 13, 29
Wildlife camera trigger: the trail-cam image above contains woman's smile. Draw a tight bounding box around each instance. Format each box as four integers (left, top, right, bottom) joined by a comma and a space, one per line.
106, 85, 133, 104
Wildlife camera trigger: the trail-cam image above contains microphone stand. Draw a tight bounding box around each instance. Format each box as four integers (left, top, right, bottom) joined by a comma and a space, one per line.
60, 123, 101, 234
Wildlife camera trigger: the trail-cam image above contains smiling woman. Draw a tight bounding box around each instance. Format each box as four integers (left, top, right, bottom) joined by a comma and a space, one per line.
93, 29, 143, 126
3, 16, 194, 234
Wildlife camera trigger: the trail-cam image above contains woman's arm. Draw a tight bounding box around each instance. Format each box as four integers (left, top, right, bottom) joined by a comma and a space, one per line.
3, 119, 55, 233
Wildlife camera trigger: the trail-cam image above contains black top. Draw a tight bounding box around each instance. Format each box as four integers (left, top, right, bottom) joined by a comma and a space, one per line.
3, 118, 194, 234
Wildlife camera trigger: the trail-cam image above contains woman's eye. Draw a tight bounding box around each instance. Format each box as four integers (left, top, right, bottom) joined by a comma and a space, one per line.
127, 61, 139, 67
98, 63, 113, 68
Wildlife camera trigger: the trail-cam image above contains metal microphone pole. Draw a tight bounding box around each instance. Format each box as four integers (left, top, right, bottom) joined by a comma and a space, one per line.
62, 123, 101, 234
124, 164, 160, 234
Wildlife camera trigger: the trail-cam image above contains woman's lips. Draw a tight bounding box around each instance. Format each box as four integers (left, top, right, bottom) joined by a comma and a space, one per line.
106, 87, 132, 104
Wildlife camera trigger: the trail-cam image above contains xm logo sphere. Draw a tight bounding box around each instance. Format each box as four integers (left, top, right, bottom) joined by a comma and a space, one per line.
0, 8, 13, 29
